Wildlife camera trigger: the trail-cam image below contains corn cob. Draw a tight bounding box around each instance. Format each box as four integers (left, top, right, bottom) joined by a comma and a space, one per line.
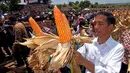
29, 17, 44, 36
54, 6, 72, 43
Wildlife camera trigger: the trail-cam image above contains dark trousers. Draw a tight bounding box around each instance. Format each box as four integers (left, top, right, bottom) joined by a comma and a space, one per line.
13, 44, 30, 66
120, 62, 128, 73
0, 66, 10, 73
0, 47, 5, 63
3, 45, 11, 56
60, 66, 70, 73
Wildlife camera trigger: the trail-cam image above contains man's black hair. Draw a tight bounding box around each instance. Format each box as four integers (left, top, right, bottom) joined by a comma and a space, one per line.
9, 17, 17, 22
79, 20, 86, 27
96, 12, 116, 26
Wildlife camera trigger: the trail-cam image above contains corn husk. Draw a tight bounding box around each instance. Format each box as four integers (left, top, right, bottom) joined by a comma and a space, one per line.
20, 34, 60, 71
127, 59, 130, 73
34, 39, 59, 68
20, 34, 59, 49
48, 42, 73, 72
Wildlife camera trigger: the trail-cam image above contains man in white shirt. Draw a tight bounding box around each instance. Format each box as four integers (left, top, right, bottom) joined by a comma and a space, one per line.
74, 12, 124, 73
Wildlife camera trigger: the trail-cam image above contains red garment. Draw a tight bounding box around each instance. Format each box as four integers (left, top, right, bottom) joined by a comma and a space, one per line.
119, 29, 130, 64
77, 17, 84, 24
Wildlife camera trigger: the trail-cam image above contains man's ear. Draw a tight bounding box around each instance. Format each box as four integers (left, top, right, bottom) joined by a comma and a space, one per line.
109, 24, 115, 31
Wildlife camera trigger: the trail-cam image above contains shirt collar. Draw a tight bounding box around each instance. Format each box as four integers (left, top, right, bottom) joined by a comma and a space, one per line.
105, 36, 115, 48
93, 36, 114, 48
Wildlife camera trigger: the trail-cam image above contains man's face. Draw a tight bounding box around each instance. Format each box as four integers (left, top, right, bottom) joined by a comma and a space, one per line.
93, 14, 112, 37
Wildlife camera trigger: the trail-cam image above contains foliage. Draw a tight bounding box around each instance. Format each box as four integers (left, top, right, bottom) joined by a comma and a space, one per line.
0, 0, 130, 12
70, 2, 80, 9
68, 0, 91, 11
95, 2, 98, 5
75, 1, 79, 5
79, 0, 91, 9
0, 0, 20, 11
9, 0, 20, 11
90, 3, 130, 8
63, 3, 67, 7
0, 4, 8, 13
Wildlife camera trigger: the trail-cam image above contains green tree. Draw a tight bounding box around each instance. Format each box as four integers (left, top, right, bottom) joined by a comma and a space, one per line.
0, 4, 8, 13
0, 0, 20, 11
95, 2, 98, 6
79, 0, 91, 9
57, 4, 62, 9
63, 3, 67, 7
69, 2, 73, 6
75, 1, 79, 4
71, 2, 80, 9
9, 0, 20, 11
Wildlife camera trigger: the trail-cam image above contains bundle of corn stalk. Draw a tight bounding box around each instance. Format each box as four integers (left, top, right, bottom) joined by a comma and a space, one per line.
20, 34, 60, 72
20, 34, 91, 73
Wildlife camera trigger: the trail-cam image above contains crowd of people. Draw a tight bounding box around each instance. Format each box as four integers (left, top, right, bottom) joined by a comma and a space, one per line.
0, 4, 130, 73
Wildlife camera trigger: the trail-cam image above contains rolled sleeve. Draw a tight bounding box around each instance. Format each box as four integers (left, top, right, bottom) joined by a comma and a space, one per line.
77, 43, 88, 58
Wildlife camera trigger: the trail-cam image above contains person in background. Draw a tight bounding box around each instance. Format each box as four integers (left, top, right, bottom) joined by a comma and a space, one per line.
0, 14, 13, 58
74, 12, 124, 73
119, 26, 130, 73
11, 17, 30, 67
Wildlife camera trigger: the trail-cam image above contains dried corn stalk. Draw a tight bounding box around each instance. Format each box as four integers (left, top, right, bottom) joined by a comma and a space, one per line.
20, 34, 59, 72
127, 59, 130, 73
48, 43, 74, 71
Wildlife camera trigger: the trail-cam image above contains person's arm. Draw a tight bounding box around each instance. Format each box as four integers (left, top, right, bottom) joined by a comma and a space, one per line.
74, 43, 95, 73
74, 49, 94, 73
84, 59, 94, 73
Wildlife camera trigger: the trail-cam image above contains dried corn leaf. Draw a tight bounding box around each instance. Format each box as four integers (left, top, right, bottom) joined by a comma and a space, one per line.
33, 35, 59, 45
20, 39, 38, 49
48, 43, 73, 72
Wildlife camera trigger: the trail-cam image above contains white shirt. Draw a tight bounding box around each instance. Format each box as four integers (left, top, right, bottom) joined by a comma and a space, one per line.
77, 36, 124, 73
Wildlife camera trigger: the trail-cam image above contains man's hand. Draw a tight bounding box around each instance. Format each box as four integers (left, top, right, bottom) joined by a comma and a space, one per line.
73, 50, 86, 66
73, 50, 95, 73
